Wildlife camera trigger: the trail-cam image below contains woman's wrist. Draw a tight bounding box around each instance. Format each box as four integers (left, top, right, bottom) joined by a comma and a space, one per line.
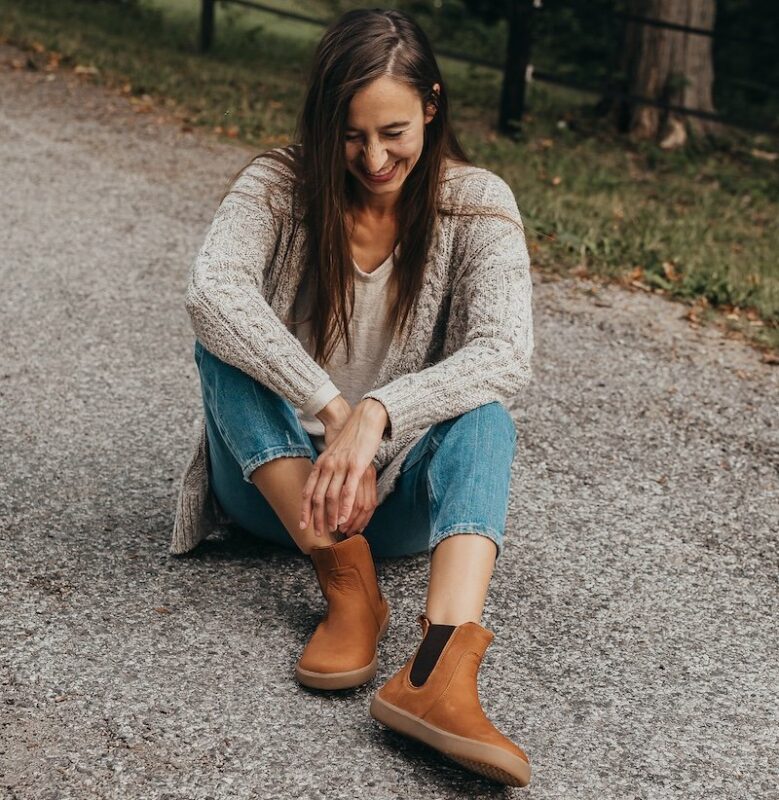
316, 394, 351, 427
360, 398, 390, 437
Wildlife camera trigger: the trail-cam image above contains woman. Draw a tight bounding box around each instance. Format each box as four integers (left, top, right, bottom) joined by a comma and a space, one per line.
171, 8, 534, 788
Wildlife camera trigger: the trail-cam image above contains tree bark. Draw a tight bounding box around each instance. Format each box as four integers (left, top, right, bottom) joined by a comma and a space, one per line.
620, 0, 718, 146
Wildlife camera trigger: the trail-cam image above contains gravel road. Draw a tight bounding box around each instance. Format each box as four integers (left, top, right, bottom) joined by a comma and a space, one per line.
1, 43, 777, 800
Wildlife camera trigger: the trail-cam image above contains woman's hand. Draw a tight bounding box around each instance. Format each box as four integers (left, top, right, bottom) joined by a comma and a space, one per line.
337, 462, 378, 536
299, 398, 388, 538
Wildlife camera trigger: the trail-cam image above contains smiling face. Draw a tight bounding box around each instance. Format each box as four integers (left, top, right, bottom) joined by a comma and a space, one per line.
344, 75, 439, 208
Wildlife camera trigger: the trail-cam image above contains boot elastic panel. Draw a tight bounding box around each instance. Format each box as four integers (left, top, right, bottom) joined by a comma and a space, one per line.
409, 622, 456, 687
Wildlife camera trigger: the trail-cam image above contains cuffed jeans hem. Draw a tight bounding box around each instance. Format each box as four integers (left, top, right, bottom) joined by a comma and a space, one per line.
428, 524, 503, 560
240, 446, 313, 483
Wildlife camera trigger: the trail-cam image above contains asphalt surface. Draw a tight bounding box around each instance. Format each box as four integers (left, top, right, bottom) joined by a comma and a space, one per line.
1, 44, 777, 800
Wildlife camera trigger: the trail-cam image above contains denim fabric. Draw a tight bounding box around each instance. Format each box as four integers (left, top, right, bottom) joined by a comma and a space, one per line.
194, 339, 517, 560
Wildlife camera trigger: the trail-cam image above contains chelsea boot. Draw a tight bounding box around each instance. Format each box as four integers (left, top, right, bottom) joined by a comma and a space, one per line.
369, 613, 531, 786
295, 533, 391, 690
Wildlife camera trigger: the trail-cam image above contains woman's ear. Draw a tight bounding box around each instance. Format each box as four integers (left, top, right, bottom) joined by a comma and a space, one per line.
424, 82, 441, 124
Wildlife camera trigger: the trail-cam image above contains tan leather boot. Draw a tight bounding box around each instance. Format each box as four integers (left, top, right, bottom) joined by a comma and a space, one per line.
369, 613, 531, 786
295, 533, 391, 690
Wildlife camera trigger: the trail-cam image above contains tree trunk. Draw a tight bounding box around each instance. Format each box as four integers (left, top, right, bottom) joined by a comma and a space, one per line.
621, 0, 718, 146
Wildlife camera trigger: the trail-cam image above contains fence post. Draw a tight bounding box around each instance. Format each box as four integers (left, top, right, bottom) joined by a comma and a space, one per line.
200, 0, 215, 52
499, 0, 536, 136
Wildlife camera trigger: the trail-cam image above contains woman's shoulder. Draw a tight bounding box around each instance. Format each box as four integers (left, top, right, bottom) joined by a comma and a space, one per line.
440, 159, 518, 213
237, 143, 300, 186
227, 144, 302, 217
439, 160, 521, 238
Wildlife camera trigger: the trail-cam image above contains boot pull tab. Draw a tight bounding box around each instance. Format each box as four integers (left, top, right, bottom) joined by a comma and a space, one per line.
417, 613, 431, 637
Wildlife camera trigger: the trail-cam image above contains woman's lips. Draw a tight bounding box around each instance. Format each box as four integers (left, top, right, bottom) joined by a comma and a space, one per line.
362, 161, 399, 182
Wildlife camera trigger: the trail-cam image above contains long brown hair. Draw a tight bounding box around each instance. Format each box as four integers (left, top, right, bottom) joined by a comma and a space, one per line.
222, 8, 521, 366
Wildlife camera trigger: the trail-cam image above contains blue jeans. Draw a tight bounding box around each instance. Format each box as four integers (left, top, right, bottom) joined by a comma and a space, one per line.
194, 340, 517, 560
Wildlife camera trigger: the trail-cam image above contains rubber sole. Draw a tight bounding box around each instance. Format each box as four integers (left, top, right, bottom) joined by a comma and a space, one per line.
369, 693, 531, 787
294, 603, 391, 690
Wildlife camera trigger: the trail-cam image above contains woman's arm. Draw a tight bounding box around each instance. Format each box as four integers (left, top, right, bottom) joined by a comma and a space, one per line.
361, 174, 533, 441
185, 158, 338, 416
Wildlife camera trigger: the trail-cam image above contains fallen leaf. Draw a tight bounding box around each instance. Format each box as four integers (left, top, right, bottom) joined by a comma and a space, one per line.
44, 53, 61, 71
662, 261, 681, 282
153, 606, 171, 614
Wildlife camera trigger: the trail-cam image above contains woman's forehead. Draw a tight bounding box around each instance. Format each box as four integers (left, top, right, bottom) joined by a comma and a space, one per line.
347, 77, 420, 124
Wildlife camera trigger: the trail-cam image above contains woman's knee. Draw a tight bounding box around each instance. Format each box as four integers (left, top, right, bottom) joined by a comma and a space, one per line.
435, 401, 517, 455
195, 340, 287, 414
194, 340, 314, 474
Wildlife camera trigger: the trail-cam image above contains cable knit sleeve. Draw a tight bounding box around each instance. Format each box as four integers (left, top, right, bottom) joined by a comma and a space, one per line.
361, 173, 533, 441
185, 158, 339, 414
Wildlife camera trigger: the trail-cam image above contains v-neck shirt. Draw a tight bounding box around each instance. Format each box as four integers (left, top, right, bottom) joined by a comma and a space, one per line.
290, 246, 397, 452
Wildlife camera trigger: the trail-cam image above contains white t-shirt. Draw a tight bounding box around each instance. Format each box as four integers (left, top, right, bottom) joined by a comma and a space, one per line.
289, 247, 396, 453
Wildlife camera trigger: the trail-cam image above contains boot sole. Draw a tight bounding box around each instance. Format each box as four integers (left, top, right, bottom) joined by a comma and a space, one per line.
295, 603, 391, 690
369, 693, 531, 787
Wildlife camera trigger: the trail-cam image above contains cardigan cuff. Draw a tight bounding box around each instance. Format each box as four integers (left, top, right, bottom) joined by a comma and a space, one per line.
300, 379, 341, 416
361, 387, 410, 442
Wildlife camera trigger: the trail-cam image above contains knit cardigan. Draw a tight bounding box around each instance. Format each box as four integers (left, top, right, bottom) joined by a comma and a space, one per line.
169, 145, 534, 555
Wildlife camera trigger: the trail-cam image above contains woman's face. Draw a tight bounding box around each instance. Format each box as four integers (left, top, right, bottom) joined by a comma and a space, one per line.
344, 75, 439, 200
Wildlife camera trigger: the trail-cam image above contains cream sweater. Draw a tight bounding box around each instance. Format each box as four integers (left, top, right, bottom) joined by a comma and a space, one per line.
170, 145, 534, 555
290, 247, 397, 453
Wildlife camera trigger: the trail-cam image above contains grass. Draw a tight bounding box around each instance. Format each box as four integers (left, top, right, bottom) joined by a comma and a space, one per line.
1, 0, 777, 353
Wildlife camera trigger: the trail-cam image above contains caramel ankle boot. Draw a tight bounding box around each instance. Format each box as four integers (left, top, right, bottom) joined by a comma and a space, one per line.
295, 533, 390, 690
369, 613, 531, 787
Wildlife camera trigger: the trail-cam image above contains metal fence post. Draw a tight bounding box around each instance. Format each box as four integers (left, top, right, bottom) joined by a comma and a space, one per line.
200, 0, 215, 53
499, 0, 536, 135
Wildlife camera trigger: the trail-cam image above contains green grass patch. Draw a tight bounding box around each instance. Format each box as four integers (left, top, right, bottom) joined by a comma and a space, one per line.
1, 0, 777, 351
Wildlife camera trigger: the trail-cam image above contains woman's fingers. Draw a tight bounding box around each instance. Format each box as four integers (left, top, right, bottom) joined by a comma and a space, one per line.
340, 480, 364, 535
326, 467, 348, 532
305, 461, 333, 538
342, 471, 377, 536
352, 468, 377, 534
337, 465, 362, 527
300, 464, 319, 533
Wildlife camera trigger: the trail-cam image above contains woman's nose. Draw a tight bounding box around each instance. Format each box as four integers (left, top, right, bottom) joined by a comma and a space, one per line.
362, 142, 389, 172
